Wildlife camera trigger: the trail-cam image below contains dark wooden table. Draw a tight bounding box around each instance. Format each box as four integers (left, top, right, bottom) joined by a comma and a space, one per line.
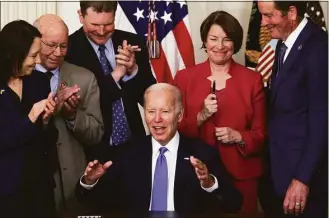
74, 212, 268, 218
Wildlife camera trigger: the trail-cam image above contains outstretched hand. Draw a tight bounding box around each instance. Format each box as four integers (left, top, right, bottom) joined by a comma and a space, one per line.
190, 156, 214, 188
83, 160, 113, 185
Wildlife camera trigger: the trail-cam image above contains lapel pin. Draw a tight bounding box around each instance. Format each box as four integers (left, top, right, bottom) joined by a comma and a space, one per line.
298, 45, 303, 50
0, 89, 5, 95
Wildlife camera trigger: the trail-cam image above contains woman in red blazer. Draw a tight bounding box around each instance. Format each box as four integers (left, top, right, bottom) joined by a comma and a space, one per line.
174, 11, 266, 213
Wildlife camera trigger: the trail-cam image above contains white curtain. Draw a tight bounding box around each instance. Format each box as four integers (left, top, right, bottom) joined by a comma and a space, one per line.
0, 2, 57, 28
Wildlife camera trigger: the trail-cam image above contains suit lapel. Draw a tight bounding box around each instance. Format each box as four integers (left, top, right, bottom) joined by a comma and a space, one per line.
138, 136, 153, 205
271, 21, 313, 105
174, 136, 193, 208
58, 62, 72, 88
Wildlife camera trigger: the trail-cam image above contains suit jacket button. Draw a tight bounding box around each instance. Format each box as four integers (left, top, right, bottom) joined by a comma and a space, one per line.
56, 142, 62, 146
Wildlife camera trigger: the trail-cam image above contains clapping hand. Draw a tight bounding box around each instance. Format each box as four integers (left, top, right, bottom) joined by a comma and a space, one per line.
83, 160, 113, 185
55, 82, 80, 119
29, 92, 55, 123
42, 92, 57, 122
116, 40, 140, 74
190, 156, 214, 188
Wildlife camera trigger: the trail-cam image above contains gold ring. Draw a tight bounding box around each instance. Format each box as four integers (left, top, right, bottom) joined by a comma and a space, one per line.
295, 202, 301, 206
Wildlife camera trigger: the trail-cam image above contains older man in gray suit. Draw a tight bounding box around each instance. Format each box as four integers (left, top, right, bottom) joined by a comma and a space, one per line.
33, 14, 104, 216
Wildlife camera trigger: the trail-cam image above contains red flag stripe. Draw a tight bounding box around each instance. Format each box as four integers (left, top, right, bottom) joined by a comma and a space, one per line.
150, 46, 174, 84
172, 20, 195, 69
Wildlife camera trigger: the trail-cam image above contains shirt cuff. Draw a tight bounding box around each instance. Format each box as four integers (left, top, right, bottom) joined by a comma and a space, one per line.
80, 175, 99, 190
201, 174, 219, 192
122, 65, 138, 82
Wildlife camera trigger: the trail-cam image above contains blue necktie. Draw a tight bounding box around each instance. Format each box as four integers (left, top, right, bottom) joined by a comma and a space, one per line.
98, 45, 130, 146
151, 147, 168, 211
276, 43, 287, 76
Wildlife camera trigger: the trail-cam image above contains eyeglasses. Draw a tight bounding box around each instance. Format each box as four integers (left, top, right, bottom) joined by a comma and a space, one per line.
41, 40, 68, 51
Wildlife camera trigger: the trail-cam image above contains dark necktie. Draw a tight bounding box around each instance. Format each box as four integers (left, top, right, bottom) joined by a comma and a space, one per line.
151, 147, 168, 211
46, 71, 54, 80
276, 43, 287, 76
98, 45, 130, 146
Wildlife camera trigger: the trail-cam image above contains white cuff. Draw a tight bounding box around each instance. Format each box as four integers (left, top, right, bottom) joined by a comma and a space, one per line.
201, 174, 218, 192
122, 65, 138, 82
80, 175, 99, 190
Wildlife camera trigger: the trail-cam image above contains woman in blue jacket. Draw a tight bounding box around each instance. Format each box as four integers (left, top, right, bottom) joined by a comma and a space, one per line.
0, 20, 58, 218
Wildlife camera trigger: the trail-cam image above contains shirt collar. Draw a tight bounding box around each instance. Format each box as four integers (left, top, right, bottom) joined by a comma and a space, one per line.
284, 17, 308, 48
86, 35, 114, 55
35, 64, 59, 79
152, 131, 180, 157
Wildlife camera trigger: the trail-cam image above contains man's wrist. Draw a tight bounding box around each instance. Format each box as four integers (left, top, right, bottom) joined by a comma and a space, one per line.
127, 63, 138, 74
202, 175, 215, 188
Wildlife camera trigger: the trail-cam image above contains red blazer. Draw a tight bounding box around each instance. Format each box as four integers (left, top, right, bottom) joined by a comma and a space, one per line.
174, 60, 266, 180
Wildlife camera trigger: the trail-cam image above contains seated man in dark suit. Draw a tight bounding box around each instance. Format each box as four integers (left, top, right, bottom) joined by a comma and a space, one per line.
76, 83, 242, 215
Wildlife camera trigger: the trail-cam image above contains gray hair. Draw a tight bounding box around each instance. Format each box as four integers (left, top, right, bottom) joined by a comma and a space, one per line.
144, 83, 183, 114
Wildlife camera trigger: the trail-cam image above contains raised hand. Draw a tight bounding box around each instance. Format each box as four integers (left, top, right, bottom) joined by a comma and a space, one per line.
42, 92, 57, 122
28, 99, 48, 123
190, 156, 214, 188
83, 160, 113, 185
197, 93, 217, 126
115, 40, 140, 74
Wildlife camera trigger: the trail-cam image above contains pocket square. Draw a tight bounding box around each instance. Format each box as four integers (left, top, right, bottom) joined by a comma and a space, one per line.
0, 89, 5, 95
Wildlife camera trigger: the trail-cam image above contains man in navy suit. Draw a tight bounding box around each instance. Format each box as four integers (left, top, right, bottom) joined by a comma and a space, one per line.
76, 83, 242, 214
65, 1, 156, 161
258, 1, 328, 217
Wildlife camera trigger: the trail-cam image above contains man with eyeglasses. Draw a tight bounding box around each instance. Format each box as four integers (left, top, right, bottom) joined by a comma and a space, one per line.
33, 14, 104, 217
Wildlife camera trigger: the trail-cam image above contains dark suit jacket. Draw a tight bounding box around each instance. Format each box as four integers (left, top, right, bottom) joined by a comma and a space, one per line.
0, 72, 58, 218
268, 20, 328, 197
0, 72, 58, 196
174, 60, 266, 180
76, 134, 242, 214
66, 28, 156, 152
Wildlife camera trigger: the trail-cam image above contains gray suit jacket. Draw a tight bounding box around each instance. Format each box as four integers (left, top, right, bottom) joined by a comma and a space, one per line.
53, 61, 104, 215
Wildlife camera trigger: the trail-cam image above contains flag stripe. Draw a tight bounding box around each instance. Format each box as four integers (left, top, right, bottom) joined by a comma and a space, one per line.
173, 19, 195, 68
150, 47, 174, 84
161, 30, 185, 78
257, 51, 274, 73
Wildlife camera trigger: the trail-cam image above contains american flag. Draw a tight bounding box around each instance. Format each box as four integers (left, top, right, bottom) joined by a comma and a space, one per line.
116, 1, 195, 83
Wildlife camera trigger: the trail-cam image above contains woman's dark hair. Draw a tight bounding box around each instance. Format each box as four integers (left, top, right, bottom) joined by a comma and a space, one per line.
200, 11, 243, 54
0, 20, 41, 84
80, 1, 118, 16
